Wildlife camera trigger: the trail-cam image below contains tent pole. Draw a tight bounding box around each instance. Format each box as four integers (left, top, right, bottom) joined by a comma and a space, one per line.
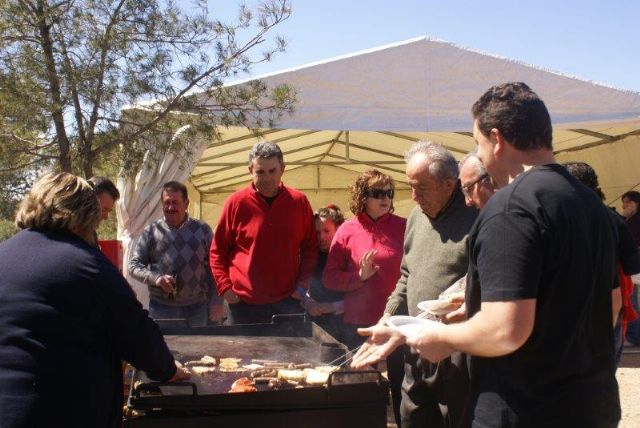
345, 131, 350, 162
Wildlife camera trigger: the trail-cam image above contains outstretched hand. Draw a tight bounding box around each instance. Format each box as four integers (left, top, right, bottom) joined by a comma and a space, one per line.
351, 323, 405, 368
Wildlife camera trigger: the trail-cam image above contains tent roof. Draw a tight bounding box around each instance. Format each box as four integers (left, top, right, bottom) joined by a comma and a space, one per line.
188, 37, 640, 203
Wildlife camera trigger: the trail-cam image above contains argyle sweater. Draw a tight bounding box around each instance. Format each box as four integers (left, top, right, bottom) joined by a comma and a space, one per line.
129, 216, 218, 306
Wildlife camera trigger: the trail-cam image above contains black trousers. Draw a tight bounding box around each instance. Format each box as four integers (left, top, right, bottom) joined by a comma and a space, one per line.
226, 297, 303, 324
401, 349, 470, 428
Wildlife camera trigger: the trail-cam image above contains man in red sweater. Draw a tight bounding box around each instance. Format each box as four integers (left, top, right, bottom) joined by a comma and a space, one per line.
210, 141, 318, 324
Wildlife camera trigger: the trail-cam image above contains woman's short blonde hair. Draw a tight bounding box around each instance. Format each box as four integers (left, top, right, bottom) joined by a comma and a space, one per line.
15, 172, 101, 241
349, 169, 395, 215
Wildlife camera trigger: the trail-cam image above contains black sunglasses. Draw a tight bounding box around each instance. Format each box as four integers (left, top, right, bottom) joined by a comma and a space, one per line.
365, 188, 394, 199
461, 173, 490, 196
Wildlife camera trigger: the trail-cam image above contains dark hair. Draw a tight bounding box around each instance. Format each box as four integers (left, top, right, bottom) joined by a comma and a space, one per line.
88, 176, 120, 201
315, 204, 345, 226
162, 181, 188, 201
562, 162, 605, 201
622, 190, 640, 204
248, 141, 284, 164
472, 82, 552, 151
349, 170, 395, 215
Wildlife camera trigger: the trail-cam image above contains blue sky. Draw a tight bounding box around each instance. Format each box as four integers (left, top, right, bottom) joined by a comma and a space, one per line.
200, 0, 640, 92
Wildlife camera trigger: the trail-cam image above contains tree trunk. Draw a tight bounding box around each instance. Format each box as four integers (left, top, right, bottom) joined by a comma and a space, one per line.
82, 149, 94, 179
36, 0, 72, 172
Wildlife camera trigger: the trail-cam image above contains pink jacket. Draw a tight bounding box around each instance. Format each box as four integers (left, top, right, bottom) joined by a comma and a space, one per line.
323, 213, 406, 325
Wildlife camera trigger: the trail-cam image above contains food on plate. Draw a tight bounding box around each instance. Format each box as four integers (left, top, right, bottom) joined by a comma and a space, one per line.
229, 377, 257, 393
268, 378, 286, 389
277, 369, 306, 383
219, 357, 243, 372
242, 363, 265, 371
185, 355, 217, 367
201, 355, 217, 365
190, 366, 216, 376
303, 369, 330, 385
251, 368, 278, 378
251, 359, 278, 364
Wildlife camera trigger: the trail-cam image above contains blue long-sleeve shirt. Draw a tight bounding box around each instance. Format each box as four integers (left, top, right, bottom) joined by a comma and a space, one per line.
0, 229, 176, 428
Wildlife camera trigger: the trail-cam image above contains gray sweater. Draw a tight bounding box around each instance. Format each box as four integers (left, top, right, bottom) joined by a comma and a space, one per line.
129, 216, 218, 306
385, 187, 477, 316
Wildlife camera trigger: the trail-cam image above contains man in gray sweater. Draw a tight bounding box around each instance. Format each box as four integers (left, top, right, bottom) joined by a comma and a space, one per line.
129, 181, 223, 326
353, 142, 478, 428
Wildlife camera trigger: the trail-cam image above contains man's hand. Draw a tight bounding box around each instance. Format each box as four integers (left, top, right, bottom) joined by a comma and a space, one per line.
405, 323, 453, 362
169, 362, 191, 381
155, 275, 176, 294
442, 293, 467, 323
359, 249, 379, 281
223, 290, 240, 304
351, 324, 405, 368
304, 297, 336, 316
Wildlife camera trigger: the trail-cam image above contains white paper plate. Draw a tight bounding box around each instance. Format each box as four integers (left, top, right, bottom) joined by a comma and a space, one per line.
386, 315, 432, 338
417, 299, 458, 316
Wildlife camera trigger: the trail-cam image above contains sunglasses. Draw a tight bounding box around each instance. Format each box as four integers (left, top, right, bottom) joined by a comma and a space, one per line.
365, 188, 394, 199
461, 173, 490, 196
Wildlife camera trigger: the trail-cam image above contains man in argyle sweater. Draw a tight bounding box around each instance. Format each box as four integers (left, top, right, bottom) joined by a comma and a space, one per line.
129, 181, 222, 326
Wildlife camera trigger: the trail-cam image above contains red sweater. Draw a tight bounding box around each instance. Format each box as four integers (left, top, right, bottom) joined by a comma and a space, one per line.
323, 213, 406, 325
210, 183, 318, 304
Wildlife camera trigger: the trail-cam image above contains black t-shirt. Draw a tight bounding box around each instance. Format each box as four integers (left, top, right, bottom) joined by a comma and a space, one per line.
466, 164, 620, 427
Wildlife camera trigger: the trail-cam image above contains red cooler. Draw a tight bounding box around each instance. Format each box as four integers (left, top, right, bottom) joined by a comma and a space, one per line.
99, 240, 123, 273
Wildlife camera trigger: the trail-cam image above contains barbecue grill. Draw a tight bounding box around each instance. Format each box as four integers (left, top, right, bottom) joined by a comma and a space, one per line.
124, 314, 389, 427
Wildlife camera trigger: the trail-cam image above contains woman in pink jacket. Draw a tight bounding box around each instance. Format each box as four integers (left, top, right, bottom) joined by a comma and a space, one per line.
323, 170, 406, 348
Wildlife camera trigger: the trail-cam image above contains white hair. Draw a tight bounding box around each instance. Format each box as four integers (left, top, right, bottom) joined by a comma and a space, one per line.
405, 141, 459, 180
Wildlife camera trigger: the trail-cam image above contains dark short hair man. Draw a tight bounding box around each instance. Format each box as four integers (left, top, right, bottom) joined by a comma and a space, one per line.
209, 141, 318, 324
405, 82, 621, 427
129, 181, 222, 326
88, 176, 120, 223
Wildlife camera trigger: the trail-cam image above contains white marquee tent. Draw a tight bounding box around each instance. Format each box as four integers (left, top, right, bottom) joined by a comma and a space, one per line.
118, 36, 640, 306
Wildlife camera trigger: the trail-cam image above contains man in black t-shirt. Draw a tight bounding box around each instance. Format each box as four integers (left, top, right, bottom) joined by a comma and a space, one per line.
406, 82, 621, 427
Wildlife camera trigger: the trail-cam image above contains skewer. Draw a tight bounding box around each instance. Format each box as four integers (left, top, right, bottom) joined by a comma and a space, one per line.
325, 344, 363, 368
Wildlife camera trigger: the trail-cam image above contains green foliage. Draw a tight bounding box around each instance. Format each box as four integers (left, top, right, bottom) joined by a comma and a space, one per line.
0, 218, 17, 243
0, 0, 296, 181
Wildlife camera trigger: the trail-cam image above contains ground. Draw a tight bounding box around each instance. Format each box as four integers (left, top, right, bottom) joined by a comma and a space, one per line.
618, 348, 640, 427
385, 347, 640, 427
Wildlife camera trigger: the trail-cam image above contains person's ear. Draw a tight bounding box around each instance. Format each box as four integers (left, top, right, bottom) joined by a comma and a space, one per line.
491, 128, 506, 157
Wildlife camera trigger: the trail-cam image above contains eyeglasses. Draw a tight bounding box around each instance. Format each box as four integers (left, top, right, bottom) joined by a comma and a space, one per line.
365, 188, 394, 199
461, 173, 489, 197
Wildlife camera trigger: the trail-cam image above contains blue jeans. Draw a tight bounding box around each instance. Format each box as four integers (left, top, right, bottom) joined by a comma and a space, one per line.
149, 300, 208, 327
626, 285, 640, 345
